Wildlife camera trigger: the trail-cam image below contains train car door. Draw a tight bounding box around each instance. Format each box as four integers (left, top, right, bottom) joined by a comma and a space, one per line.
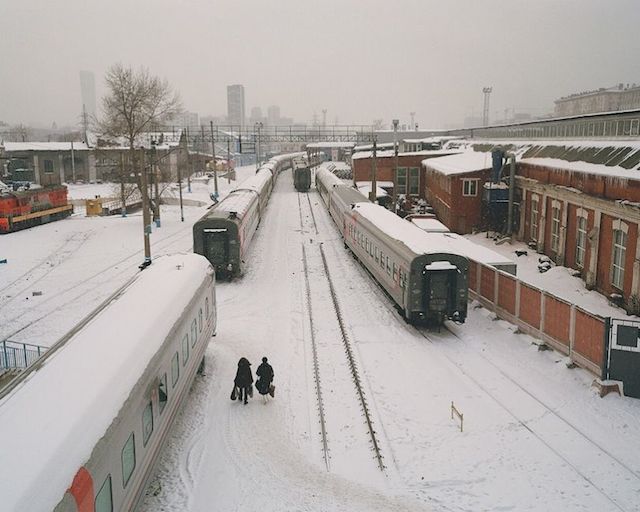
203, 228, 229, 267
423, 261, 457, 318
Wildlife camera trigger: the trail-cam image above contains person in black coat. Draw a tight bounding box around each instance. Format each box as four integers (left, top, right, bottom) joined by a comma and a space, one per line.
255, 357, 274, 402
234, 357, 253, 405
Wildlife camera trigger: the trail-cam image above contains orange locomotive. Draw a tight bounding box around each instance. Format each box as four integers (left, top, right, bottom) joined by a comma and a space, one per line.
0, 185, 73, 233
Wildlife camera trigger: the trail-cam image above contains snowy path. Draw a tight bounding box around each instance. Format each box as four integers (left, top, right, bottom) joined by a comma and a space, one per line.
140, 170, 640, 512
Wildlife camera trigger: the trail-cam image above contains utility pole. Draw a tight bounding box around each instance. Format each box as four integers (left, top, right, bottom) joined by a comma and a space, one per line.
392, 119, 399, 208
482, 87, 493, 126
151, 140, 160, 227
177, 154, 184, 222
139, 148, 152, 267
322, 109, 327, 129
227, 137, 232, 184
120, 152, 126, 217
185, 127, 191, 193
70, 140, 76, 182
369, 136, 377, 203
210, 121, 218, 200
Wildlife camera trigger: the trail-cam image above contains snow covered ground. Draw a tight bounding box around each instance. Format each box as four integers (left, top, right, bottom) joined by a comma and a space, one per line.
2, 166, 640, 511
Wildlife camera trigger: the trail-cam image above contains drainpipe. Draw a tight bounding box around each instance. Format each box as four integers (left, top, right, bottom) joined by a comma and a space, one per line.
506, 152, 516, 235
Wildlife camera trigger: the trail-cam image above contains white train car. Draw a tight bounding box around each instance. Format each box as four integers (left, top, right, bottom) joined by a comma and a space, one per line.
0, 254, 216, 512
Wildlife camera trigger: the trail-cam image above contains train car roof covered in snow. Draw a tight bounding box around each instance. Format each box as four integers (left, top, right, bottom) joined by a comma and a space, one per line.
233, 168, 272, 194
316, 165, 344, 187
0, 254, 213, 512
209, 189, 258, 218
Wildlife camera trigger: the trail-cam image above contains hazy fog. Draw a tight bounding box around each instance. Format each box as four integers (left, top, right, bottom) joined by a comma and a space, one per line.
1, 0, 640, 129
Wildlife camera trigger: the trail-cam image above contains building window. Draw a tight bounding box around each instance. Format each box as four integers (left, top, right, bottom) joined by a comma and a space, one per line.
142, 401, 154, 446
612, 228, 627, 290
575, 215, 587, 268
530, 195, 539, 241
396, 167, 407, 195
44, 159, 54, 174
409, 168, 419, 195
462, 179, 478, 196
121, 433, 136, 488
158, 374, 168, 415
551, 204, 561, 252
95, 475, 113, 512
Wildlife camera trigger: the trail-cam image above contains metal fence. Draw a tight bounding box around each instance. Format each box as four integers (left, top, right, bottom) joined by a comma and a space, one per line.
0, 340, 47, 370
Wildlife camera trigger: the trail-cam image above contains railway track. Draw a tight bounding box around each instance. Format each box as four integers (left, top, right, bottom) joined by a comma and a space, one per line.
0, 227, 193, 345
419, 325, 640, 512
297, 191, 385, 473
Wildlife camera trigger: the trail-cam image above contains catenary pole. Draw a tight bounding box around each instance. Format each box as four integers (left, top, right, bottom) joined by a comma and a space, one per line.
139, 148, 152, 265
210, 121, 219, 200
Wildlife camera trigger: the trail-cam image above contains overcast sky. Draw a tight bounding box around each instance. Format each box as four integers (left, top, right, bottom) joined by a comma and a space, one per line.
2, 0, 640, 129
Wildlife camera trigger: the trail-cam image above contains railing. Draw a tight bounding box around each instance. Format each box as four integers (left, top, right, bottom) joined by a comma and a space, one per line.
0, 340, 48, 370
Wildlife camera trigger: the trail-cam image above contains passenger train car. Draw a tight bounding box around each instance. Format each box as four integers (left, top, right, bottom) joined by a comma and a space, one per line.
193, 152, 303, 278
0, 254, 216, 512
292, 157, 311, 192
316, 164, 468, 324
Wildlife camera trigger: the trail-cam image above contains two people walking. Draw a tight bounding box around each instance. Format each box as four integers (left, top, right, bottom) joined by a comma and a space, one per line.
233, 356, 274, 405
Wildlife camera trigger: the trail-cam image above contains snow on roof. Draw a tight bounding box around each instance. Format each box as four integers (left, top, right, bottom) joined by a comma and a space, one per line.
521, 157, 640, 180
306, 142, 356, 149
4, 142, 91, 152
0, 254, 212, 512
213, 189, 257, 217
357, 184, 388, 197
233, 168, 272, 194
422, 151, 493, 175
353, 203, 515, 268
352, 203, 466, 256
409, 217, 450, 232
352, 148, 458, 160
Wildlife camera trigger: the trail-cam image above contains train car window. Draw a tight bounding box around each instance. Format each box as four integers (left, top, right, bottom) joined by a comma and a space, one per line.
205, 298, 210, 318
191, 321, 197, 348
142, 402, 154, 446
386, 257, 392, 276
182, 334, 189, 365
375, 247, 379, 262
393, 263, 398, 282
158, 374, 168, 414
380, 252, 385, 269
121, 433, 136, 488
94, 475, 113, 512
171, 352, 179, 387
198, 309, 203, 332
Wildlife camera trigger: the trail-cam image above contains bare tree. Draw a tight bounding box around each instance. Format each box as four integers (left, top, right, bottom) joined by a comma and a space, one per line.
99, 63, 181, 261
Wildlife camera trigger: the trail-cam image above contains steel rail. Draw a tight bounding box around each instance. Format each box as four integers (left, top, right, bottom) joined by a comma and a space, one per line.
319, 243, 385, 471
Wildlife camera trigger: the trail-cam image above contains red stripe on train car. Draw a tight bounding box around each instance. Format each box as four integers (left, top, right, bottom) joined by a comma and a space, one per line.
69, 467, 94, 512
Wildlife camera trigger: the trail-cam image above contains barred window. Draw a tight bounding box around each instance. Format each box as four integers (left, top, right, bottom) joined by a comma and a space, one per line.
575, 216, 587, 268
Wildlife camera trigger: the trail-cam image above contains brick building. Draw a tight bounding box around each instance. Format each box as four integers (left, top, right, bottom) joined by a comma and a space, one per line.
418, 141, 640, 313
422, 151, 493, 234
516, 142, 640, 312
352, 149, 459, 200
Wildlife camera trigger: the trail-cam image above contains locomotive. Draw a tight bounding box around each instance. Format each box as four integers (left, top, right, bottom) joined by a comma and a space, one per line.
0, 184, 73, 233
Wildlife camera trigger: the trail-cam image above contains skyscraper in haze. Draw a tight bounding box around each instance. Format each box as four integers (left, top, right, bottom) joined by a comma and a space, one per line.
79, 70, 96, 119
227, 84, 245, 127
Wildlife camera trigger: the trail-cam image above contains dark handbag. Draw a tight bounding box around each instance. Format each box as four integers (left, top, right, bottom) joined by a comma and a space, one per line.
247, 385, 253, 398
268, 384, 275, 397
230, 386, 237, 400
